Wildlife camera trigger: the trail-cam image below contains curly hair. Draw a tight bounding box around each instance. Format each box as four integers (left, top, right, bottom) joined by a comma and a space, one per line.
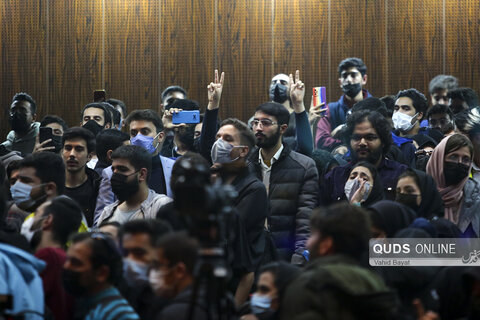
345, 110, 392, 155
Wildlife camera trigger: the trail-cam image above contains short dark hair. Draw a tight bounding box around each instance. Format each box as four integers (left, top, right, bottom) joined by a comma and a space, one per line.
351, 161, 378, 182
125, 109, 163, 134
351, 97, 388, 118
19, 152, 65, 194
258, 261, 301, 304
111, 145, 152, 181
168, 99, 200, 111
338, 57, 367, 76
42, 195, 83, 246
448, 87, 479, 108
395, 88, 428, 120
161, 86, 187, 103
70, 232, 123, 285
155, 232, 198, 274
6, 160, 21, 180
95, 129, 130, 164
62, 127, 96, 154
12, 92, 37, 114
428, 75, 459, 94
106, 99, 127, 118
444, 133, 473, 159
466, 107, 480, 136
255, 102, 290, 126
121, 219, 172, 247
427, 104, 454, 121
380, 95, 396, 118
454, 109, 471, 134
103, 103, 121, 127
40, 115, 69, 131
310, 202, 371, 260
220, 118, 256, 150
345, 110, 392, 155
81, 103, 112, 126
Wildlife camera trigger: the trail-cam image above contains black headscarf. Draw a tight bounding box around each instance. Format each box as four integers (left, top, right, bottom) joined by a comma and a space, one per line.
409, 169, 445, 219
368, 200, 417, 237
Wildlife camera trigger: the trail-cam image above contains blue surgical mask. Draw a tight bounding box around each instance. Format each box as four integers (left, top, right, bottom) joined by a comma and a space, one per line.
10, 181, 34, 205
123, 258, 149, 283
250, 293, 272, 315
131, 133, 161, 154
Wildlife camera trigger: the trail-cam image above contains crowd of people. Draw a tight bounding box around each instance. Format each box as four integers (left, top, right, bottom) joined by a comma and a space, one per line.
1, 58, 480, 319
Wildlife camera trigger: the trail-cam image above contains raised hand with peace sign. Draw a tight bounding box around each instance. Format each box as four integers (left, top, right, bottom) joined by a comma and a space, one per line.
289, 70, 306, 113
207, 69, 225, 110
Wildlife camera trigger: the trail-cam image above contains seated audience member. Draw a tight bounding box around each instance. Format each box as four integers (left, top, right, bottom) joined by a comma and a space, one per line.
125, 109, 174, 197
1, 92, 40, 155
62, 127, 100, 227
448, 87, 479, 114
426, 134, 480, 237
427, 104, 455, 136
107, 98, 128, 129
32, 196, 83, 320
368, 200, 417, 239
240, 261, 300, 320
428, 74, 459, 106
11, 152, 65, 238
96, 145, 172, 225
280, 203, 398, 319
33, 115, 69, 154
148, 232, 209, 320
316, 57, 372, 152
320, 110, 406, 204
344, 161, 384, 207
395, 168, 444, 218
120, 219, 172, 319
63, 232, 139, 319
94, 129, 130, 175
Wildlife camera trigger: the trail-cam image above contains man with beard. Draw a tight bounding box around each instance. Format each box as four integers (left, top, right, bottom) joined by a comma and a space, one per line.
96, 145, 172, 225
249, 97, 318, 265
62, 127, 100, 227
315, 57, 372, 152
31, 196, 83, 320
319, 110, 407, 205
280, 203, 399, 320
212, 118, 268, 304
2, 92, 40, 155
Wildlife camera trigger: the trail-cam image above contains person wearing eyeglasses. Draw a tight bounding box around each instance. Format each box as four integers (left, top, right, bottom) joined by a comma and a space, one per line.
248, 99, 318, 266
320, 109, 407, 205
62, 232, 139, 319
426, 134, 480, 237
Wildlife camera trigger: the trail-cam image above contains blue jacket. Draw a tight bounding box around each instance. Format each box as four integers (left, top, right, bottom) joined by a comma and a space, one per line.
329, 91, 373, 130
0, 243, 46, 320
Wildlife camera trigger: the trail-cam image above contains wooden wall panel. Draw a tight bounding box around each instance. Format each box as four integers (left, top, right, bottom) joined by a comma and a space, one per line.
330, 0, 387, 100
105, 0, 159, 112
444, 0, 480, 93
159, 0, 215, 113
48, 0, 103, 128
0, 0, 47, 137
274, 0, 329, 108
217, 0, 272, 121
387, 0, 443, 96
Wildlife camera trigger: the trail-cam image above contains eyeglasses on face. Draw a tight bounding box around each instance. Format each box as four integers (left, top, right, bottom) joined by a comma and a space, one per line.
252, 119, 277, 128
351, 134, 379, 142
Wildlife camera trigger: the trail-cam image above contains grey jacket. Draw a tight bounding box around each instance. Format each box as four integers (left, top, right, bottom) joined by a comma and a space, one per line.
1, 122, 40, 155
459, 178, 480, 236
97, 189, 172, 225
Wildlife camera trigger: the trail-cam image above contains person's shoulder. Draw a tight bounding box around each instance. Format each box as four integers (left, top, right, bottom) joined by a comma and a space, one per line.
35, 247, 65, 261
286, 149, 316, 168
383, 158, 408, 170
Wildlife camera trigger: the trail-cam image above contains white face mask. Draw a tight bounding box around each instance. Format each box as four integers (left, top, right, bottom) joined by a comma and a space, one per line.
148, 268, 175, 297
344, 179, 371, 201
392, 112, 418, 132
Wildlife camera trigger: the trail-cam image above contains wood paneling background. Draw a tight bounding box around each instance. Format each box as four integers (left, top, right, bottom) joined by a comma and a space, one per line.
1, 0, 479, 138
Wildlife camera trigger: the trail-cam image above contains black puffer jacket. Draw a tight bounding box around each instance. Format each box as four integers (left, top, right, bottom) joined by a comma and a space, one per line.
248, 143, 319, 263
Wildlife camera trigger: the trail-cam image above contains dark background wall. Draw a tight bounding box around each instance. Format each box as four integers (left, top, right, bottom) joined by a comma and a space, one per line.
1, 0, 479, 138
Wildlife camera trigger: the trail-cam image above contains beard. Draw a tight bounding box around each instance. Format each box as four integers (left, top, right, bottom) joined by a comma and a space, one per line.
351, 145, 383, 165
255, 128, 281, 149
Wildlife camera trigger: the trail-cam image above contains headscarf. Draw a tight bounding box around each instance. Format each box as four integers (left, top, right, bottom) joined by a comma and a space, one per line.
408, 169, 445, 219
368, 200, 417, 238
347, 162, 385, 207
426, 135, 472, 224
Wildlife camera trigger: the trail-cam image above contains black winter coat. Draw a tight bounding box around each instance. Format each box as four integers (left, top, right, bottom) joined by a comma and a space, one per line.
248, 144, 319, 263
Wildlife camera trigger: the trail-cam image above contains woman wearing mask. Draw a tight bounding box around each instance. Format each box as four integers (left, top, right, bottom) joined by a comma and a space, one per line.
344, 161, 384, 207
426, 134, 480, 237
395, 168, 444, 219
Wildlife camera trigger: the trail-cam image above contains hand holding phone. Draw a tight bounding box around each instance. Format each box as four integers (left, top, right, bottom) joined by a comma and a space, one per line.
172, 110, 200, 124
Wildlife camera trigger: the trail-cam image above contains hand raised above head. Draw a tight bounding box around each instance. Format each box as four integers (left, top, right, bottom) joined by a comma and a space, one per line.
289, 70, 305, 112
207, 69, 225, 110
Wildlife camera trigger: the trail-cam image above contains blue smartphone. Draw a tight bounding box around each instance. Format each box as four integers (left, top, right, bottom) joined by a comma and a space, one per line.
172, 110, 200, 124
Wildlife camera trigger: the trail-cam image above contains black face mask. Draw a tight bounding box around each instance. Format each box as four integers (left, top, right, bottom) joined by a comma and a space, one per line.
9, 112, 30, 133
269, 83, 289, 103
395, 193, 420, 212
342, 83, 362, 98
62, 269, 88, 296
444, 162, 470, 186
110, 172, 140, 202
82, 120, 104, 137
